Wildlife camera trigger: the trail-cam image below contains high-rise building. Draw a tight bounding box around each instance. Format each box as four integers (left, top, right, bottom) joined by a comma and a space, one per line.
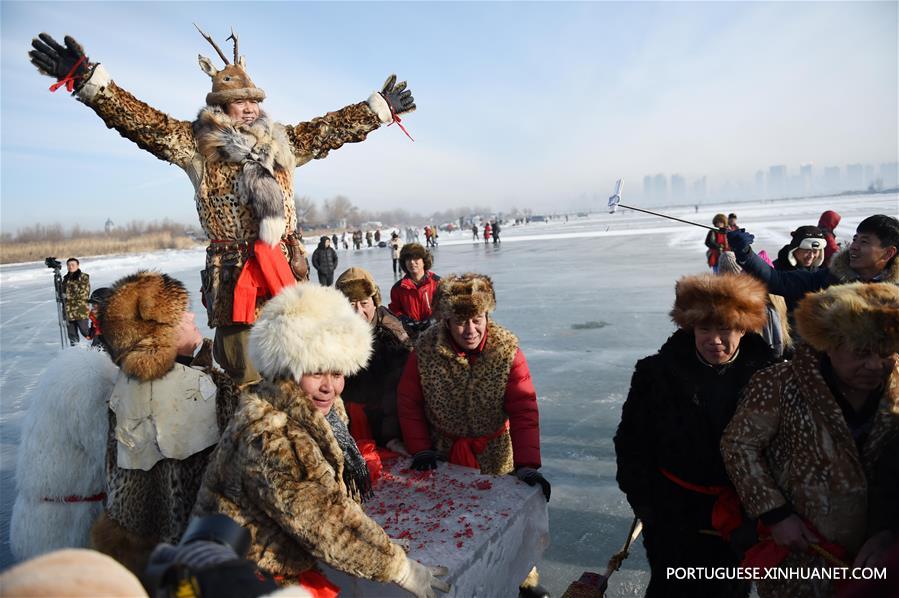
653, 173, 668, 204
755, 170, 765, 198
692, 176, 707, 201
768, 165, 787, 198
670, 174, 686, 203
643, 175, 653, 202
865, 164, 876, 189
846, 164, 864, 190
880, 162, 899, 189
799, 163, 813, 196
823, 166, 841, 194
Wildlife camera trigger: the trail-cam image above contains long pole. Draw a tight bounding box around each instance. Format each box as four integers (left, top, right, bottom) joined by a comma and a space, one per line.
618, 203, 718, 231
52, 270, 67, 348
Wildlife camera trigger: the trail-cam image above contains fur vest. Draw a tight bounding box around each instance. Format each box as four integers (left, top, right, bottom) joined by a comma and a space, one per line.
63, 271, 91, 321
10, 348, 117, 561
193, 381, 407, 581
416, 322, 519, 474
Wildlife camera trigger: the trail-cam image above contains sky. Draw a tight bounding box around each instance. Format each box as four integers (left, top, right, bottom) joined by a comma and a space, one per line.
1, 1, 897, 233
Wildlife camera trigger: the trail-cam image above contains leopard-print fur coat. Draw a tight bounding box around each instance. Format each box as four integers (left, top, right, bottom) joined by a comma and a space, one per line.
403, 322, 533, 475
721, 343, 898, 597
193, 380, 407, 581
76, 66, 382, 327
91, 340, 239, 576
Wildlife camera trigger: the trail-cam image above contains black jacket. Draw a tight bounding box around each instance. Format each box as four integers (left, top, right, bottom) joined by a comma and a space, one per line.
342, 306, 412, 446
614, 329, 775, 532
311, 245, 338, 274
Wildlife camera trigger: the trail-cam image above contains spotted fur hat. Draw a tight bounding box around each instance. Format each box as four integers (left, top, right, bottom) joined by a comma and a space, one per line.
670, 273, 768, 332
399, 243, 433, 275
335, 267, 382, 306
795, 282, 899, 355
435, 273, 496, 320
99, 271, 189, 381
196, 26, 266, 106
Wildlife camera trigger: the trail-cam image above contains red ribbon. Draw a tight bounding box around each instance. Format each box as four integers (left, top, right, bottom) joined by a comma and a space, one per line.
43, 491, 106, 503
381, 92, 415, 142
446, 420, 510, 469
49, 55, 87, 93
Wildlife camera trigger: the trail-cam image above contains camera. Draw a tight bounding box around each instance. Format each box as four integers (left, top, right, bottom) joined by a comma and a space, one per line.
45, 257, 62, 270
144, 515, 277, 598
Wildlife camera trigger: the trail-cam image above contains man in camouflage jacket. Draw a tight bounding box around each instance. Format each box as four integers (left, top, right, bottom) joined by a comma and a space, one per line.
62, 257, 91, 346
29, 32, 416, 383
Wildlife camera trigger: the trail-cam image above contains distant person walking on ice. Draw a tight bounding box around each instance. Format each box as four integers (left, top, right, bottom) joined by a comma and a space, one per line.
492, 219, 501, 244
483, 222, 492, 244
389, 231, 403, 276
471, 224, 479, 241
62, 258, 91, 346
704, 214, 729, 273
27, 30, 416, 383
312, 236, 339, 286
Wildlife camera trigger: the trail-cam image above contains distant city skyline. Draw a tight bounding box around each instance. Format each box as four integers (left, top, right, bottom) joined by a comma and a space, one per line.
1, 2, 896, 232
640, 161, 899, 207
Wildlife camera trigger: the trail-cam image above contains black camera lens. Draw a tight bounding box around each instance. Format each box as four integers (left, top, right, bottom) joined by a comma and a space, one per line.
180, 514, 251, 558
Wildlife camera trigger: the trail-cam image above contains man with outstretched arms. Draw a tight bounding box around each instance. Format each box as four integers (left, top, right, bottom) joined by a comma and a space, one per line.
28, 31, 416, 384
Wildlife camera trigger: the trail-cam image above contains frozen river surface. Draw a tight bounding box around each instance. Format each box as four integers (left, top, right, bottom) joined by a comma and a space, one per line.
1, 194, 895, 595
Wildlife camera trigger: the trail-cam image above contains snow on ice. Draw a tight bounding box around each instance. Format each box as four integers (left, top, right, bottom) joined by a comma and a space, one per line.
1, 193, 895, 596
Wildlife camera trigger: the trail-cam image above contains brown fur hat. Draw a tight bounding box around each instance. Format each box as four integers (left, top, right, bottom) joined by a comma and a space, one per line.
794, 282, 899, 355
99, 271, 189, 382
670, 273, 768, 332
435, 273, 496, 320
335, 267, 382, 306
399, 243, 433, 275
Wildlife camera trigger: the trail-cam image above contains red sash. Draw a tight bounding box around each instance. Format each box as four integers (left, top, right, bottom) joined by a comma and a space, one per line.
446, 420, 510, 469
232, 240, 296, 324
42, 492, 106, 503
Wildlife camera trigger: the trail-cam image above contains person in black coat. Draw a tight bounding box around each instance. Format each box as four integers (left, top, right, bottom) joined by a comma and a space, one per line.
311, 236, 339, 286
614, 273, 776, 598
335, 267, 412, 452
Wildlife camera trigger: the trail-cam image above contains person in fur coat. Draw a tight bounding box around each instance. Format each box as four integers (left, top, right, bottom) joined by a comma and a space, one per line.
721, 283, 899, 597
28, 31, 416, 384
10, 348, 117, 561
614, 273, 776, 598
396, 273, 549, 598
335, 267, 412, 452
90, 271, 239, 576
193, 284, 449, 598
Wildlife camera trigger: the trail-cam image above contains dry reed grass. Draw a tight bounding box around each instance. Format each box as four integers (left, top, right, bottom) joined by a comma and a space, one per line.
0, 231, 201, 265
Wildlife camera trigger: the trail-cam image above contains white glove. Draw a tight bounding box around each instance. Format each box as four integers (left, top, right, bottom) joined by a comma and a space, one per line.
396, 557, 450, 598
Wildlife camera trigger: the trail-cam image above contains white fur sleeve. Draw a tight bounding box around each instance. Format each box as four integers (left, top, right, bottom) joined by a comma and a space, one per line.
366, 92, 393, 124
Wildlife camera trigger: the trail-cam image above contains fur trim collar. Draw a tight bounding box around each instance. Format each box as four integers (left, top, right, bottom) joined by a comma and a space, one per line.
828, 249, 899, 284
193, 106, 295, 245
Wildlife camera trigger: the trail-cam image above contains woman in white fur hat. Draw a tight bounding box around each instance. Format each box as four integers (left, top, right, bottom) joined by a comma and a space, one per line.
193, 284, 449, 597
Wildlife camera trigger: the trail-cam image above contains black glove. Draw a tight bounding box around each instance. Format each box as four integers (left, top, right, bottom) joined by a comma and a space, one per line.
516, 467, 551, 502
726, 229, 755, 256
380, 74, 416, 115
410, 449, 438, 471
29, 33, 95, 91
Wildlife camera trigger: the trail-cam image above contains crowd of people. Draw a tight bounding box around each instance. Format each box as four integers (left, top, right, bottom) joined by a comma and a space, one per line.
6, 29, 898, 598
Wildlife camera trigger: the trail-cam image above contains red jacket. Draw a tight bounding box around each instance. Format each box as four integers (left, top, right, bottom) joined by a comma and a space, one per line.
388, 272, 440, 323
397, 342, 542, 470
818, 210, 841, 266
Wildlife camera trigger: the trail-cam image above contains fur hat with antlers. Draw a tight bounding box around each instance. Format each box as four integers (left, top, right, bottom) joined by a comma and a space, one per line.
195, 25, 265, 106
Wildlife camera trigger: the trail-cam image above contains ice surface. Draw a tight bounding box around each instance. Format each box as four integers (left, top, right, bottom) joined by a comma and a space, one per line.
323, 458, 548, 597
1, 193, 895, 596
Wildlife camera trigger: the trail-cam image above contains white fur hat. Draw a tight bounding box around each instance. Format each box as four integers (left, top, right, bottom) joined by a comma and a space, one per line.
249, 284, 372, 380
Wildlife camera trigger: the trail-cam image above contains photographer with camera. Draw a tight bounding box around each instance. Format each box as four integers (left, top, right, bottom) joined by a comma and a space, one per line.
62, 257, 91, 346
